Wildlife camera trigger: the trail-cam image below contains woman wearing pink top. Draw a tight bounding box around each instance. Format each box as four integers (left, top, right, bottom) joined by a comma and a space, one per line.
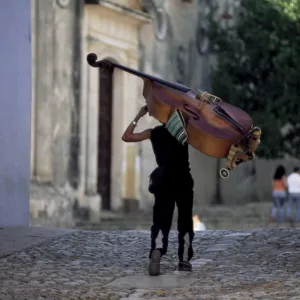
271, 165, 287, 222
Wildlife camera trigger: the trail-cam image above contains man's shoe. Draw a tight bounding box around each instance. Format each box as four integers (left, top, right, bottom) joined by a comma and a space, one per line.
148, 249, 161, 276
178, 261, 192, 271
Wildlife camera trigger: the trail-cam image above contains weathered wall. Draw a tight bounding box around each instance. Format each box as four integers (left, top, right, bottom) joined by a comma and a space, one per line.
0, 0, 31, 226
30, 0, 84, 223
32, 0, 83, 189
31, 0, 151, 222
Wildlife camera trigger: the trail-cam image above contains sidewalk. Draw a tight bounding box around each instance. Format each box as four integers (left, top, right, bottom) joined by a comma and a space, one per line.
1, 226, 300, 299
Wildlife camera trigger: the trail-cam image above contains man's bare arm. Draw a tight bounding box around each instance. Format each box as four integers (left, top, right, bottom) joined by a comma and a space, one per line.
122, 105, 152, 142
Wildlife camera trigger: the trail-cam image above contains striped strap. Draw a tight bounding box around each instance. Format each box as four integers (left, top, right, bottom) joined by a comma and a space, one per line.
166, 109, 188, 145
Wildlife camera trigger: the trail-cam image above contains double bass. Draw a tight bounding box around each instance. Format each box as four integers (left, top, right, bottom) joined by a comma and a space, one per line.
87, 53, 261, 179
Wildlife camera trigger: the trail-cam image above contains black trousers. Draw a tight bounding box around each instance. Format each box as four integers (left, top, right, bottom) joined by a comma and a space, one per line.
149, 187, 194, 262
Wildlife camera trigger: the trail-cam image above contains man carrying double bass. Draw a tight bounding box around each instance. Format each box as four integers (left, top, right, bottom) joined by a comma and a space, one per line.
122, 105, 195, 276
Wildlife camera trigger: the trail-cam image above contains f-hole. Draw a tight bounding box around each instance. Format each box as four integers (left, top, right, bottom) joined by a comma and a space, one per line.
97, 67, 113, 210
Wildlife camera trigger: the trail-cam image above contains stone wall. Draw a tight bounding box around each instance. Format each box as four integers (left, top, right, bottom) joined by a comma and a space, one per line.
30, 182, 75, 228
31, 0, 152, 222
31, 0, 83, 189
31, 0, 84, 222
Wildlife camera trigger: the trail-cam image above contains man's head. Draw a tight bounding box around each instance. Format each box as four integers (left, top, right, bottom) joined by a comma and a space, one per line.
294, 167, 300, 173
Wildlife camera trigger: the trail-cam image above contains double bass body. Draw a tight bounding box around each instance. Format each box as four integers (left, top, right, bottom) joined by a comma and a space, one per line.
142, 79, 253, 158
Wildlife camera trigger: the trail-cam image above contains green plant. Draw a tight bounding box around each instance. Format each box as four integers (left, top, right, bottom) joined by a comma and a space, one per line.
209, 0, 300, 159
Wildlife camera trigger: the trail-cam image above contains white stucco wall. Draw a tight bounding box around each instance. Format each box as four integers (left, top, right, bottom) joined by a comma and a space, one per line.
0, 0, 31, 226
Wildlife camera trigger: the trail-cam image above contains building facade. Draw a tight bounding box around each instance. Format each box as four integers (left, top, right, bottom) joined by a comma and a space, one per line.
31, 0, 154, 222
30, 0, 298, 225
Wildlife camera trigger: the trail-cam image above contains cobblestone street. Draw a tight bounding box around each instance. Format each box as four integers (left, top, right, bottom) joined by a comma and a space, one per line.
1, 227, 300, 299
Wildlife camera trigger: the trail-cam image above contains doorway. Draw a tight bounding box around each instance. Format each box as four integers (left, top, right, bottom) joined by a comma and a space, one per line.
97, 66, 113, 210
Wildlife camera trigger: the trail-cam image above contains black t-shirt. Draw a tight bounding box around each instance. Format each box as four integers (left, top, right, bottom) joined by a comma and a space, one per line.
150, 125, 192, 184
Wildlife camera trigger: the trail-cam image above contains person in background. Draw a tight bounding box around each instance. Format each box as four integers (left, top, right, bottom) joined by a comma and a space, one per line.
286, 167, 300, 223
271, 165, 287, 222
193, 215, 206, 231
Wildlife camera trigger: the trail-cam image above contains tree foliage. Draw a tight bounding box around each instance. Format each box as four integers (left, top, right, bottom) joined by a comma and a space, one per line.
209, 0, 300, 159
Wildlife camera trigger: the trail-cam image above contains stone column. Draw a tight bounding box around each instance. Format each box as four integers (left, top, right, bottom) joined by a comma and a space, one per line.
110, 66, 126, 212
86, 63, 100, 196
75, 13, 101, 223
122, 54, 141, 212
0, 0, 31, 226
78, 7, 89, 200
52, 0, 76, 187
33, 0, 54, 182
83, 45, 102, 222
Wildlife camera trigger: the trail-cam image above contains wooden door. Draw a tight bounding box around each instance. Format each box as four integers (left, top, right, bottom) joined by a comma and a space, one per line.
97, 68, 113, 210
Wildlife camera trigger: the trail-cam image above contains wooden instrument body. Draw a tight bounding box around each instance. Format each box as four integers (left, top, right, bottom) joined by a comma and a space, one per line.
143, 80, 253, 158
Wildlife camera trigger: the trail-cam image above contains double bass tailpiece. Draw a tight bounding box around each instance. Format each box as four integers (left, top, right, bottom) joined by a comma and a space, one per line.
219, 126, 261, 179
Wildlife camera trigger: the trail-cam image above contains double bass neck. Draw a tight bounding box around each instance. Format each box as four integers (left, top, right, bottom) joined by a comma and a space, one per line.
86, 53, 191, 93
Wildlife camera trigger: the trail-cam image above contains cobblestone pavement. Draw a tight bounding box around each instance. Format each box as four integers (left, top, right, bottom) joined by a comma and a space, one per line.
1, 228, 300, 299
